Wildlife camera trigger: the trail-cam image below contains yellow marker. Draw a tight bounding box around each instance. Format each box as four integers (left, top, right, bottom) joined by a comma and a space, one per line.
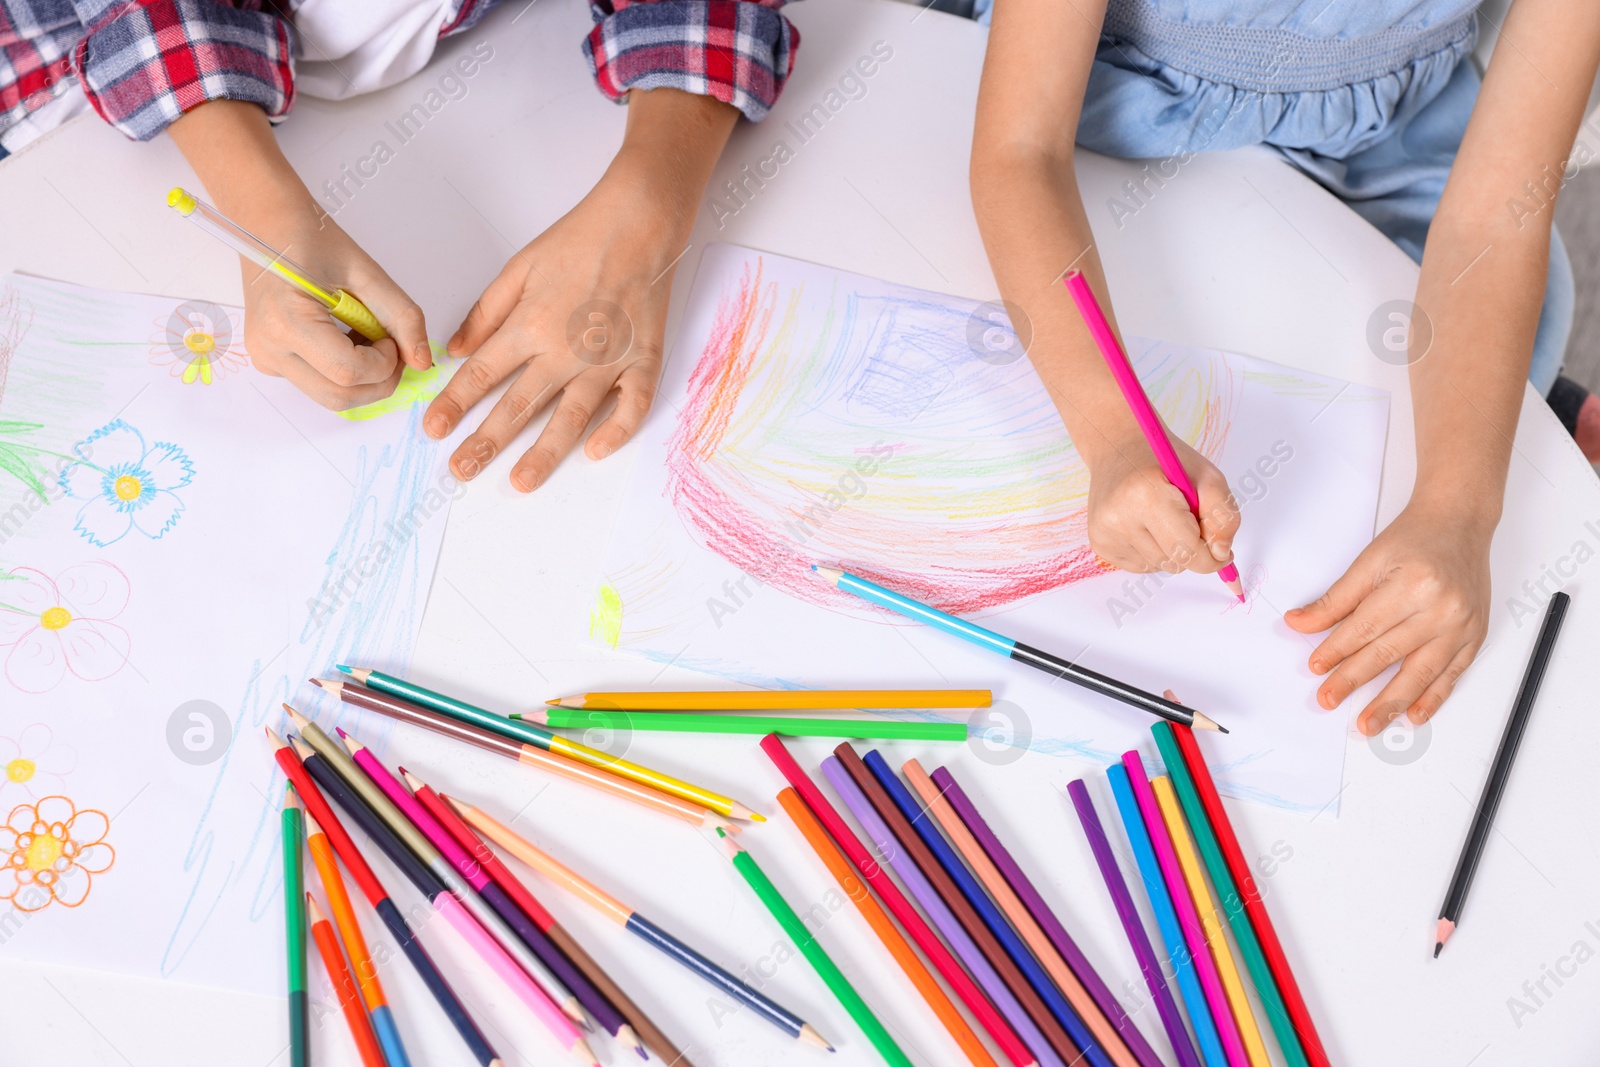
167, 187, 387, 342
1153, 776, 1273, 1067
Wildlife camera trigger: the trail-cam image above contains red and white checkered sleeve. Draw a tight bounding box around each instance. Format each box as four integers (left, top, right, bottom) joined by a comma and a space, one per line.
69, 0, 294, 142
583, 0, 800, 122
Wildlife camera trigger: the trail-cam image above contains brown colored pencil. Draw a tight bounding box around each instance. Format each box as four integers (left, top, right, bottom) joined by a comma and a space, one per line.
834, 743, 1084, 1066
311, 678, 735, 832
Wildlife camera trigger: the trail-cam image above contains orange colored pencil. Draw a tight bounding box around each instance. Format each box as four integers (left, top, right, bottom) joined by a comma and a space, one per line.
307, 893, 386, 1067
778, 787, 999, 1067
904, 760, 1138, 1067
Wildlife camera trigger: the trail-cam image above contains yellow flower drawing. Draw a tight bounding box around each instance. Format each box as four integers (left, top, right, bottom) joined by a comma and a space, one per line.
149, 301, 249, 385
0, 796, 114, 911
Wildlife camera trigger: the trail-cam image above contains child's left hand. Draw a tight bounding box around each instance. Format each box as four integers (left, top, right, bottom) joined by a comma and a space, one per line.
423, 87, 736, 489
1285, 503, 1491, 735
422, 176, 676, 489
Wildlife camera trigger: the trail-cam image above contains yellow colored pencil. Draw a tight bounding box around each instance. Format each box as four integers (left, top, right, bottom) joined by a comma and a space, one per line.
1153, 776, 1272, 1067
542, 689, 992, 711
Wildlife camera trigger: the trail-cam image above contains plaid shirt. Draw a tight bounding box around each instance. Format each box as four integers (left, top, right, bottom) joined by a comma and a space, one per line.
0, 0, 796, 145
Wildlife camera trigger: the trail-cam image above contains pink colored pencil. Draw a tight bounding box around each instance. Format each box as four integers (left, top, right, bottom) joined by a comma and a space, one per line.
1125, 752, 1249, 1067
1063, 270, 1244, 600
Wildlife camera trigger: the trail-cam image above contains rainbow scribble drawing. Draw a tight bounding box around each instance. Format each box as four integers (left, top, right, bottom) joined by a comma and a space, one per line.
0, 795, 115, 912
600, 244, 1390, 813
662, 255, 1236, 618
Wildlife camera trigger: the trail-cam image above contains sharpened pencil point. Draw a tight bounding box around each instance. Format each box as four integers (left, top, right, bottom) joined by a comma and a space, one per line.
308, 677, 323, 689
1433, 943, 1441, 958
1434, 917, 1455, 957
265, 725, 286, 749
336, 664, 353, 674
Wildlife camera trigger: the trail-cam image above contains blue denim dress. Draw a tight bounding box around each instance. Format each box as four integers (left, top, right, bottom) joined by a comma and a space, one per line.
975, 0, 1571, 393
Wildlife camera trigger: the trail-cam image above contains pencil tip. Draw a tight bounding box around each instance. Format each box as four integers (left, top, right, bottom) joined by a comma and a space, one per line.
336, 664, 353, 674
1217, 724, 1230, 734
308, 677, 323, 689
545, 697, 560, 706
334, 726, 348, 739
1433, 943, 1442, 958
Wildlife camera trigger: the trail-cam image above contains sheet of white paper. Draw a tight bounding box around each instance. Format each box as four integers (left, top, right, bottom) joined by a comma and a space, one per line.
598, 244, 1389, 813
0, 275, 462, 994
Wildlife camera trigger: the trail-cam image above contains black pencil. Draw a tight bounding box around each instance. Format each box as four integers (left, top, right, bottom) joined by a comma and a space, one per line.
1434, 590, 1570, 957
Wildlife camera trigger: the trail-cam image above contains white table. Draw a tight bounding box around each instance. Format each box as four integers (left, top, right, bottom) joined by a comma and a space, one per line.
4, 0, 1599, 1064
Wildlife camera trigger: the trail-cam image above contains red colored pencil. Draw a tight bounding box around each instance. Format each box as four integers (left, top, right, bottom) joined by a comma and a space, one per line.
759, 734, 1038, 1066
307, 893, 387, 1067
1172, 725, 1329, 1067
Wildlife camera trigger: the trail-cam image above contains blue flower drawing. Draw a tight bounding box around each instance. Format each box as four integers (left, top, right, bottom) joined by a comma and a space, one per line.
57, 420, 195, 546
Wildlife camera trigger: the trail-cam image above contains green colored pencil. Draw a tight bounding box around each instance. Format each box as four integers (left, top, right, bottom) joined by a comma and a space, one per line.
1152, 722, 1310, 1067
526, 708, 967, 741
716, 829, 912, 1066
282, 784, 309, 1067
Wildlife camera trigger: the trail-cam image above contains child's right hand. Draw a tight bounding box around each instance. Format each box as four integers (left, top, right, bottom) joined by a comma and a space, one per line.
167, 100, 430, 411
235, 213, 431, 411
1085, 431, 1239, 575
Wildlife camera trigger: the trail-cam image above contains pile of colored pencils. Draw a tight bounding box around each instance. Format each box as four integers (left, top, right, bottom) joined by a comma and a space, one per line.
270, 667, 1323, 1067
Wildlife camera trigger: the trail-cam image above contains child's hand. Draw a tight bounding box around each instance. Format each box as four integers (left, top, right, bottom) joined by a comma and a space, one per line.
166, 100, 430, 411
422, 87, 736, 490
238, 214, 431, 411
1285, 505, 1491, 735
1086, 433, 1239, 574
421, 180, 672, 489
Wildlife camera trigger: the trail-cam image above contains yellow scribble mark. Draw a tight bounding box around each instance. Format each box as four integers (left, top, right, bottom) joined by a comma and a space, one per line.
6, 758, 34, 783
25, 831, 62, 871
39, 607, 71, 631
184, 331, 216, 355
182, 355, 213, 385
113, 475, 143, 501
338, 343, 452, 422
590, 583, 623, 649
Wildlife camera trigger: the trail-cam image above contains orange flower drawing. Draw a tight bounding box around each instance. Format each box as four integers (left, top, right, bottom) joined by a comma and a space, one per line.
0, 796, 114, 911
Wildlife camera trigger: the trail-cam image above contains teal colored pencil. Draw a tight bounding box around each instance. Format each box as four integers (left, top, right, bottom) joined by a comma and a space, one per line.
282, 784, 309, 1067
718, 829, 911, 1066
527, 708, 967, 741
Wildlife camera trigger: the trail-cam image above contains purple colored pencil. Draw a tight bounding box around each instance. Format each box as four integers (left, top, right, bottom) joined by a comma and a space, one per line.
1069, 778, 1197, 1067
821, 756, 1064, 1067
933, 765, 1167, 1067
1124, 752, 1248, 1067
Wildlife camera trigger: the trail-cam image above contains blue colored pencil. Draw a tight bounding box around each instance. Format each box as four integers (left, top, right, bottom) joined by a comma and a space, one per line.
1108, 761, 1226, 1067
813, 566, 1224, 732
862, 749, 1113, 1067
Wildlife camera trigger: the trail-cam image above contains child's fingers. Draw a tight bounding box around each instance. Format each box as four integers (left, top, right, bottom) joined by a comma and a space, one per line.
1146, 502, 1214, 575
1305, 583, 1414, 681
426, 329, 528, 439
365, 284, 431, 371
286, 313, 398, 389
449, 258, 528, 358
1355, 638, 1458, 735
585, 360, 660, 460
1315, 615, 1431, 711
1285, 552, 1376, 635
510, 376, 611, 492
1406, 643, 1479, 725
448, 362, 561, 481
271, 348, 405, 411
1194, 467, 1240, 563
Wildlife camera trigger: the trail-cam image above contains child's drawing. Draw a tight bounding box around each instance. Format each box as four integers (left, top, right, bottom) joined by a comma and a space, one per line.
0, 725, 76, 800
148, 301, 249, 385
338, 344, 454, 421
603, 245, 1390, 813
57, 420, 194, 546
0, 796, 115, 912
0, 562, 131, 693
661, 254, 1234, 618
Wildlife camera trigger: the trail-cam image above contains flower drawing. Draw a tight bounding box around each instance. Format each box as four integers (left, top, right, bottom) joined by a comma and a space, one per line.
0, 796, 114, 911
0, 562, 131, 693
149, 300, 248, 385
0, 724, 76, 799
58, 420, 194, 546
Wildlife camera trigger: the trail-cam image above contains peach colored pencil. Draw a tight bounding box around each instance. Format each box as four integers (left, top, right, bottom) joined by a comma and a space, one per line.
905, 760, 1140, 1067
